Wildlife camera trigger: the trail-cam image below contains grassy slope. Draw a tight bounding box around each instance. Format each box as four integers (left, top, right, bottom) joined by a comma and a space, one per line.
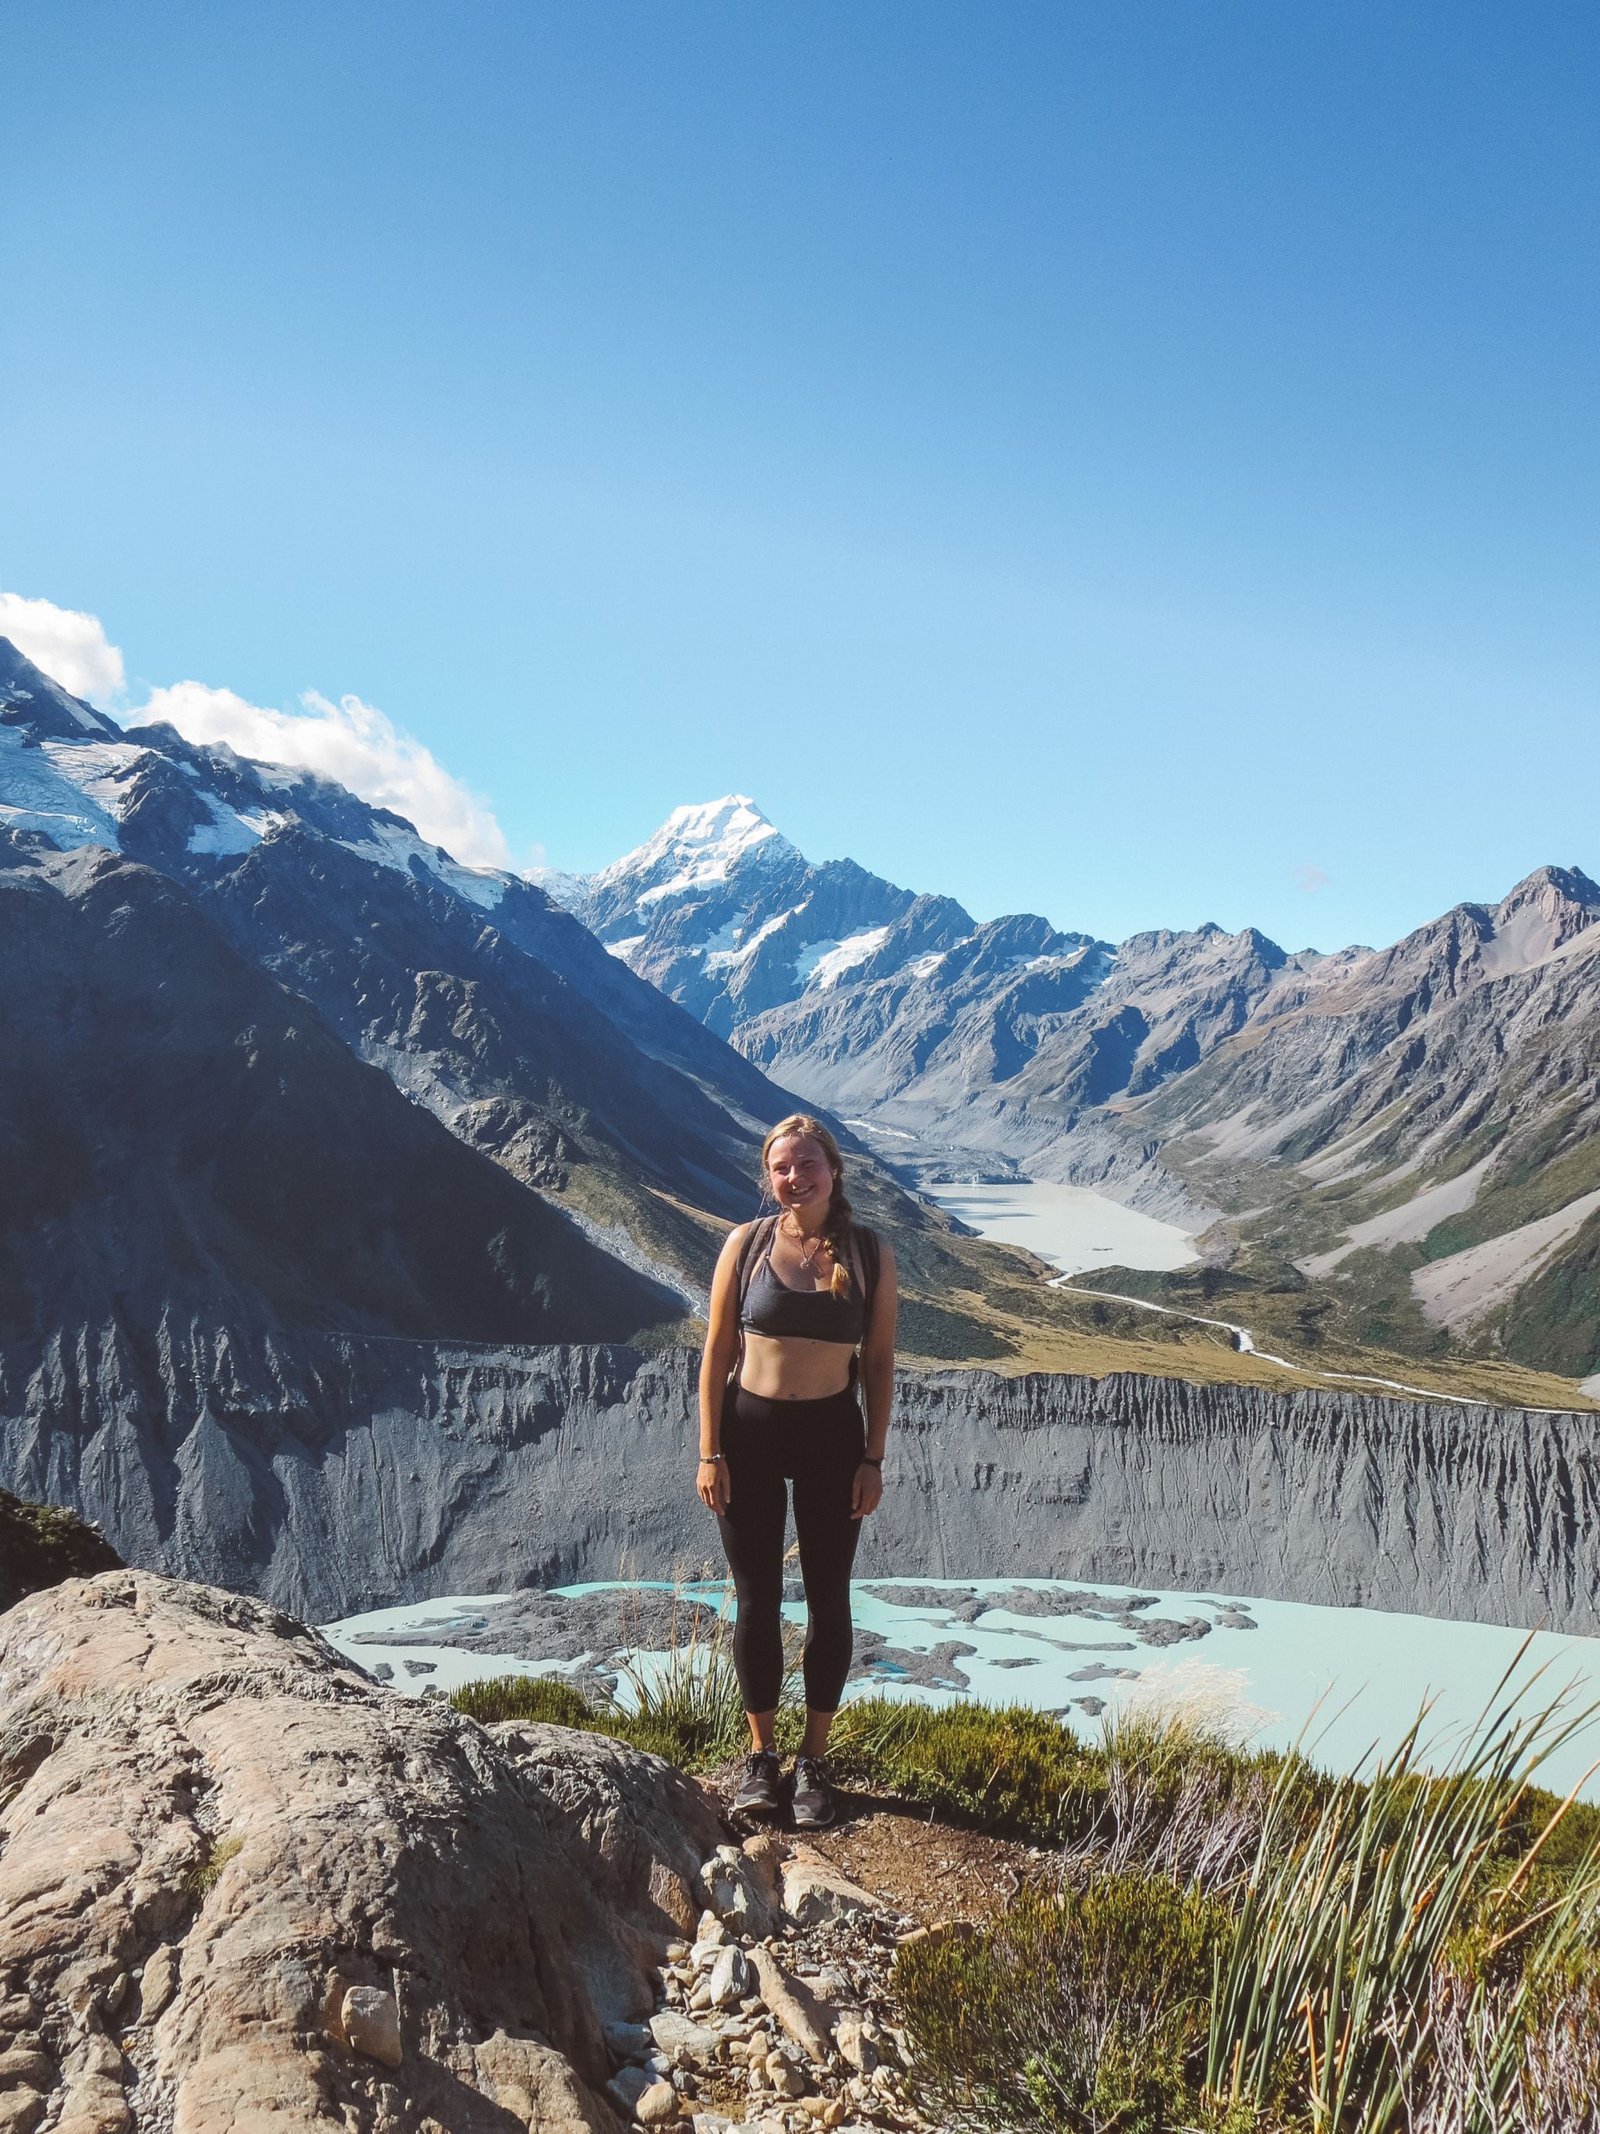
1098, 1050, 1600, 1398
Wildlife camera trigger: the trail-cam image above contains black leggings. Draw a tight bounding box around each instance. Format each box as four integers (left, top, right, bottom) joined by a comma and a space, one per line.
715, 1381, 866, 1714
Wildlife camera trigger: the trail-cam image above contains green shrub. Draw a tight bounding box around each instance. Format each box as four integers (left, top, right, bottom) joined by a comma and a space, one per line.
448, 1673, 606, 1729
896, 1872, 1230, 2133
828, 1697, 1105, 1843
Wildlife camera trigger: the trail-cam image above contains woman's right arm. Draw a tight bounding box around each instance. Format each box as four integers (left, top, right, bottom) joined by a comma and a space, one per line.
696, 1225, 748, 1513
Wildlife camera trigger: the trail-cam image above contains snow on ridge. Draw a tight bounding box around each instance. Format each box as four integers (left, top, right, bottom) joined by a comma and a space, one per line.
660, 794, 777, 850
795, 926, 889, 990
605, 934, 645, 961
187, 790, 286, 857
597, 794, 793, 904
340, 820, 509, 911
704, 904, 804, 973
0, 728, 147, 852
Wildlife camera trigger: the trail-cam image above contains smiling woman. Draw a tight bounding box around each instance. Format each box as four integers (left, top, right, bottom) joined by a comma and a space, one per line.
696, 1113, 898, 1831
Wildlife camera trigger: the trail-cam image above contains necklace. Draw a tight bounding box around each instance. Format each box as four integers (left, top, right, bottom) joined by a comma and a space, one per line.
780, 1213, 829, 1271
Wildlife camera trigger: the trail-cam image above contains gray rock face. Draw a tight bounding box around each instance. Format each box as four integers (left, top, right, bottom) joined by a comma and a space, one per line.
0, 1569, 725, 2134
3, 1333, 1597, 1632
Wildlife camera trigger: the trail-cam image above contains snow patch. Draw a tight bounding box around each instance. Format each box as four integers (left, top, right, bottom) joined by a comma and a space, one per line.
0, 727, 145, 850
341, 819, 508, 911
795, 926, 889, 990
704, 906, 802, 973
605, 934, 645, 961
187, 790, 285, 856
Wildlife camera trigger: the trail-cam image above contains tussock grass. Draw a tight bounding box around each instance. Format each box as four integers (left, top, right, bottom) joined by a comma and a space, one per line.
449, 1674, 598, 1729
827, 1697, 1107, 1844
896, 1873, 1234, 2134
890, 1665, 1600, 2134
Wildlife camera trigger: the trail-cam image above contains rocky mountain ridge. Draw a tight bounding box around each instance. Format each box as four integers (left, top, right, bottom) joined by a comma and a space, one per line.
0, 640, 812, 1326
566, 798, 1600, 1375
0, 641, 1035, 1357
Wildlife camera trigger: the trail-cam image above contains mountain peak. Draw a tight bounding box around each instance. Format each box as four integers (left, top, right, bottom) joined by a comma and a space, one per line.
592, 794, 796, 901
658, 794, 781, 854
1494, 862, 1600, 916
0, 637, 122, 743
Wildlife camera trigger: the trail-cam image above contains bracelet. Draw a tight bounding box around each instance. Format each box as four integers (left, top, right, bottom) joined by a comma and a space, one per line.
860, 1456, 883, 1468
698, 1452, 724, 1464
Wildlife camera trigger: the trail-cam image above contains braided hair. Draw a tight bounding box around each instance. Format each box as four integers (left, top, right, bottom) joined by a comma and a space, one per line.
760, 1113, 855, 1297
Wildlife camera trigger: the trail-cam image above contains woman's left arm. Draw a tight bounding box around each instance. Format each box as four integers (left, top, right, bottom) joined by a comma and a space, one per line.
853, 1240, 898, 1518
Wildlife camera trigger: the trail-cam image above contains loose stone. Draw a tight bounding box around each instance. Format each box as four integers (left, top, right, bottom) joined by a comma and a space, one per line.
340, 1986, 402, 2069
833, 2015, 878, 2075
649, 2011, 721, 2064
135, 1947, 178, 2025
707, 1945, 752, 2009
604, 2063, 652, 2115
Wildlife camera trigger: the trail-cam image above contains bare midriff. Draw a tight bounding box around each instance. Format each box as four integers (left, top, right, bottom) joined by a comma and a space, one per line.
737, 1329, 856, 1401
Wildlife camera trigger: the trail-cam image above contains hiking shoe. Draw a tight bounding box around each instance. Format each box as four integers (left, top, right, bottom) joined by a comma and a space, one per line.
790, 1754, 837, 1830
731, 1749, 783, 1819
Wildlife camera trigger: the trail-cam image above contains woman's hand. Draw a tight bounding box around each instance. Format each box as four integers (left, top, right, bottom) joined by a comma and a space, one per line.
851, 1461, 883, 1520
697, 1456, 730, 1515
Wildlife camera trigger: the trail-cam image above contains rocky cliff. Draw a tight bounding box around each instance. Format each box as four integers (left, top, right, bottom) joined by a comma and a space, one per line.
3, 1334, 1595, 1632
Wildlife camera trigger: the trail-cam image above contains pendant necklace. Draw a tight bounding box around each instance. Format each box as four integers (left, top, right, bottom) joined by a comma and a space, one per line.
783, 1214, 827, 1275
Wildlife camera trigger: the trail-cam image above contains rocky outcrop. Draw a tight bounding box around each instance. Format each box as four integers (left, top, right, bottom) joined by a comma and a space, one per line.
0, 1570, 728, 2133
3, 1336, 1598, 1633
0, 1571, 934, 2134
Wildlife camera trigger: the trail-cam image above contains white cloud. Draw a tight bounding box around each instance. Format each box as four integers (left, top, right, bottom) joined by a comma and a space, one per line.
1, 590, 514, 870
133, 681, 512, 870
1293, 863, 1331, 895
0, 591, 126, 705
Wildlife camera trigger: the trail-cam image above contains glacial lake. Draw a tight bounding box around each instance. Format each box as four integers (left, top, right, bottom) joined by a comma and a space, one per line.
926, 1180, 1199, 1277
322, 1577, 1600, 1803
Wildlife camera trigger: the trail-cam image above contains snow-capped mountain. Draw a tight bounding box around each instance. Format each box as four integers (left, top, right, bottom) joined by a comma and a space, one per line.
0, 640, 815, 1334
560, 794, 1284, 1212
0, 638, 513, 912
549, 796, 929, 1035
574, 794, 1600, 1377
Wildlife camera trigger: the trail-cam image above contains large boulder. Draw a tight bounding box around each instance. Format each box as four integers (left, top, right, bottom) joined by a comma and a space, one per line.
0, 1571, 725, 2132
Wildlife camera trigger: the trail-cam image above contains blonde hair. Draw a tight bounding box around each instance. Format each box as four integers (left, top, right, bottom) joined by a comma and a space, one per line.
760, 1113, 855, 1297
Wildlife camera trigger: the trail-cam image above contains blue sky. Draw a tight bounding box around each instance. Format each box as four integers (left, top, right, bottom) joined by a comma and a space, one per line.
2, 2, 1596, 951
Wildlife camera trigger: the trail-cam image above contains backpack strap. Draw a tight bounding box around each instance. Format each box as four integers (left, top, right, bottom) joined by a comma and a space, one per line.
730, 1214, 778, 1384
844, 1222, 881, 1388
735, 1214, 777, 1314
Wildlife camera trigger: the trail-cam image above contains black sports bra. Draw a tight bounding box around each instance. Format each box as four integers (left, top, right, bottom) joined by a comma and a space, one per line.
739, 1226, 868, 1347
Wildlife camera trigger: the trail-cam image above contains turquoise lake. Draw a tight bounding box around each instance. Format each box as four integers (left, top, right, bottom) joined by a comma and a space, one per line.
322, 1576, 1600, 1802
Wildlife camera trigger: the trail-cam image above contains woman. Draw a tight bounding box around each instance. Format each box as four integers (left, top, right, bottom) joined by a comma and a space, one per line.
697, 1113, 898, 1829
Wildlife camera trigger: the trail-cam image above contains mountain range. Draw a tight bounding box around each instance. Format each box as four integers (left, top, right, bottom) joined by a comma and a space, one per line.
553, 798, 1600, 1380
4, 630, 1595, 1389
0, 638, 1018, 1371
